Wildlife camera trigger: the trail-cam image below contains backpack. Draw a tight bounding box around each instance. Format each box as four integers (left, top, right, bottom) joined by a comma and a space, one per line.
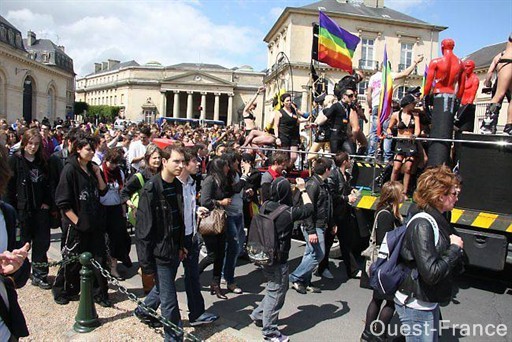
246, 202, 289, 266
127, 173, 145, 226
369, 212, 439, 296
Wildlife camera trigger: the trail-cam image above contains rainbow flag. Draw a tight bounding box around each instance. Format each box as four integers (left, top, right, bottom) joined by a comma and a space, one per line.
317, 11, 360, 73
420, 65, 428, 97
377, 46, 393, 136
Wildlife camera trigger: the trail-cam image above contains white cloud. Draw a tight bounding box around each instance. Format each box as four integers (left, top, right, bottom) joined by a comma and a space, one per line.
4, 1, 264, 77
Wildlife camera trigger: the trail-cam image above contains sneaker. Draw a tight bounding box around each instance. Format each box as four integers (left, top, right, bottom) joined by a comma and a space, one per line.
227, 283, 242, 294
306, 285, 321, 293
133, 310, 163, 328
350, 270, 362, 279
504, 124, 512, 135
291, 282, 307, 294
32, 276, 52, 290
321, 269, 334, 279
189, 312, 219, 326
265, 333, 290, 342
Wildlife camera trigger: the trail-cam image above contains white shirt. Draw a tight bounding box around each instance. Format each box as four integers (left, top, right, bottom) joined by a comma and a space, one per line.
179, 175, 196, 236
127, 140, 147, 172
368, 71, 382, 107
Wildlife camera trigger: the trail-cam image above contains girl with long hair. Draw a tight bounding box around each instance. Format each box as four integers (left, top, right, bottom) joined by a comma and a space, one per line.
361, 181, 405, 341
101, 147, 132, 280
7, 128, 52, 290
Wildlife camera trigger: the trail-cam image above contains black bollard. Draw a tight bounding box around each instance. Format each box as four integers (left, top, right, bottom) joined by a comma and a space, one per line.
73, 252, 101, 333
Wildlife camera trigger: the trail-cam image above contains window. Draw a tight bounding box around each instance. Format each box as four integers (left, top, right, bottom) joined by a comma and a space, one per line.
394, 86, 407, 100
360, 39, 375, 69
400, 43, 414, 71
358, 81, 368, 95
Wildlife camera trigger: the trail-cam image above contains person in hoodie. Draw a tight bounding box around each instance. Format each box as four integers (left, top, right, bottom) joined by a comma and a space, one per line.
249, 176, 313, 342
52, 133, 110, 307
7, 128, 52, 290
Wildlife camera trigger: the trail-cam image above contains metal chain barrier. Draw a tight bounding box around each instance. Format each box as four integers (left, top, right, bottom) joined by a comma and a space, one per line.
32, 254, 80, 269
89, 258, 202, 342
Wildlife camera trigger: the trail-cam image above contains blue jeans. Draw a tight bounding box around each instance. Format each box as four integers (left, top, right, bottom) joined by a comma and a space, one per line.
139, 259, 182, 342
223, 214, 244, 285
182, 234, 205, 321
395, 302, 440, 342
367, 106, 393, 162
289, 227, 325, 286
136, 235, 205, 323
250, 263, 289, 339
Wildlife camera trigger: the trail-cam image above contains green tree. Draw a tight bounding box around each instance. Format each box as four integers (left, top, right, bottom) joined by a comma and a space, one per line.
74, 101, 89, 114
86, 105, 122, 122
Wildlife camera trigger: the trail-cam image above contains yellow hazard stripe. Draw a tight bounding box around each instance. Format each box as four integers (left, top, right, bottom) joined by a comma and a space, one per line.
507, 223, 512, 233
451, 208, 464, 224
472, 212, 499, 229
355, 162, 384, 168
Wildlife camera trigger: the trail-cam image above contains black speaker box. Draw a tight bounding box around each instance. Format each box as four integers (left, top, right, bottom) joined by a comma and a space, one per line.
456, 133, 512, 214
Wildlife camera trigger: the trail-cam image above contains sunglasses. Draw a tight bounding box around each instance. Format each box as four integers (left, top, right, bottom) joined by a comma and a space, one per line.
345, 93, 355, 98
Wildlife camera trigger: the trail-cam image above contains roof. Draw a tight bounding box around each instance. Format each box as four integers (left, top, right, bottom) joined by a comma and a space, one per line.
265, 0, 446, 42
168, 63, 228, 70
464, 42, 507, 69
86, 60, 140, 76
0, 15, 27, 52
22, 38, 72, 58
301, 0, 428, 25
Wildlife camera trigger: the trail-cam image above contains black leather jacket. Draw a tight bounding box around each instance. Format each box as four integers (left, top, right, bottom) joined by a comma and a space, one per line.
327, 167, 352, 216
304, 174, 333, 234
135, 173, 185, 274
398, 206, 464, 304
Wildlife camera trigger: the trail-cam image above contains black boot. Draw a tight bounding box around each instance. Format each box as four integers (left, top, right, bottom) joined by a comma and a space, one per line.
480, 103, 501, 134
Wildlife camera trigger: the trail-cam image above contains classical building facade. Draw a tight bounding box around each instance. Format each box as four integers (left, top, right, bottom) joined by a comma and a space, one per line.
0, 16, 75, 123
75, 61, 265, 125
263, 0, 446, 131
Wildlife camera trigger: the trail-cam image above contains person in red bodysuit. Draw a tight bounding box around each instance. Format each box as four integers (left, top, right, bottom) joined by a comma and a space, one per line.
423, 38, 465, 167
481, 34, 512, 135
454, 60, 479, 132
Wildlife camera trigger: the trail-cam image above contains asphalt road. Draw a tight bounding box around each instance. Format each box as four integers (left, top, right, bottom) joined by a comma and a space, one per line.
48, 233, 512, 342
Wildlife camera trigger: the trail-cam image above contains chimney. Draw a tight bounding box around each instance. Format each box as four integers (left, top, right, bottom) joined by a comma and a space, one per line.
94, 63, 102, 73
107, 59, 120, 69
363, 0, 384, 8
58, 45, 65, 52
27, 31, 36, 46
102, 61, 108, 70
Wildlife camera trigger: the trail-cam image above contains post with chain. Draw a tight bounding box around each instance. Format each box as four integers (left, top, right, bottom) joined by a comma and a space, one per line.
74, 252, 101, 333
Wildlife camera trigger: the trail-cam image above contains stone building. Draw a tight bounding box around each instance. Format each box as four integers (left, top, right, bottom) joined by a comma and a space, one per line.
75, 61, 265, 125
263, 0, 446, 130
0, 15, 75, 123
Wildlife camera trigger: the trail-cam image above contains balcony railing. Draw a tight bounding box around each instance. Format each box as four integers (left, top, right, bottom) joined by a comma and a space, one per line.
359, 59, 379, 71
398, 63, 418, 75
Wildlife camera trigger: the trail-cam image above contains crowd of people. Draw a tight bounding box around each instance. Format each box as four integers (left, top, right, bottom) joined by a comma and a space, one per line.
0, 53, 480, 341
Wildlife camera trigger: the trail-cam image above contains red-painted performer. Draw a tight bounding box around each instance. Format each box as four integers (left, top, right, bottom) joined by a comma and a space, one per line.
454, 60, 479, 132
480, 33, 512, 135
423, 38, 465, 167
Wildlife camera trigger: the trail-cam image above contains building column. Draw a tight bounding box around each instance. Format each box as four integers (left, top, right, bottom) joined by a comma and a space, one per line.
173, 91, 180, 118
227, 93, 234, 125
186, 91, 193, 119
160, 92, 167, 118
200, 92, 207, 120
214, 93, 220, 121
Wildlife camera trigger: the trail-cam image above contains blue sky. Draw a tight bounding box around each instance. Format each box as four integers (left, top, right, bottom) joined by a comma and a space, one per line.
2, 0, 511, 76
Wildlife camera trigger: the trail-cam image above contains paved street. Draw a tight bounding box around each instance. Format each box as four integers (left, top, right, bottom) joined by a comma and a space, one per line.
48, 233, 512, 342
